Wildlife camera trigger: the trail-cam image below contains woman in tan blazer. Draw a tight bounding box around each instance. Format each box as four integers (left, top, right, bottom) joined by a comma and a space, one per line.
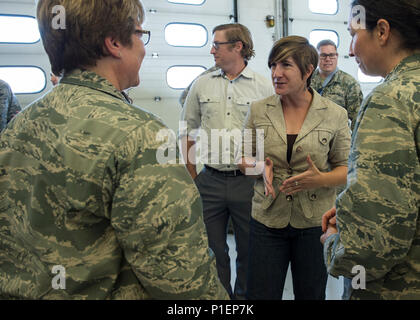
240, 36, 351, 299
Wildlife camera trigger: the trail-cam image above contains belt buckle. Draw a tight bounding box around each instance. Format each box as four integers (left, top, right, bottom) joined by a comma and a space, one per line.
229, 169, 240, 177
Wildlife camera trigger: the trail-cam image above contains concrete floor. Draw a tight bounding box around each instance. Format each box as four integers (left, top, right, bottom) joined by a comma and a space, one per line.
227, 234, 344, 300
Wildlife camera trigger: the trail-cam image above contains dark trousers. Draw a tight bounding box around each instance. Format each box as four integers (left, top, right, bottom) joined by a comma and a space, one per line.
246, 218, 328, 300
195, 166, 254, 299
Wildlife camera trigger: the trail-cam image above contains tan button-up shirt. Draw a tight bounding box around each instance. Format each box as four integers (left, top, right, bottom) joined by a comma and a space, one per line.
180, 66, 273, 171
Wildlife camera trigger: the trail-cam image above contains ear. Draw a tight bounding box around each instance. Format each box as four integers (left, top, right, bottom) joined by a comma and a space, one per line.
305, 64, 315, 78
376, 18, 391, 46
234, 40, 243, 53
104, 36, 122, 58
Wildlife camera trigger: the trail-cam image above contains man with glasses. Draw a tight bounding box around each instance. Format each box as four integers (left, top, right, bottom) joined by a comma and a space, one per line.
311, 40, 363, 129
180, 23, 273, 300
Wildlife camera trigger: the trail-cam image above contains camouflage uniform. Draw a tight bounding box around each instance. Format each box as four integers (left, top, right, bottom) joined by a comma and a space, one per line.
0, 69, 229, 300
0, 80, 21, 132
311, 69, 363, 130
324, 54, 420, 299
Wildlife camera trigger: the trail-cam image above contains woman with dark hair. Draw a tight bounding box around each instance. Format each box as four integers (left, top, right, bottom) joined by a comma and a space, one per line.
240, 36, 351, 300
321, 0, 420, 300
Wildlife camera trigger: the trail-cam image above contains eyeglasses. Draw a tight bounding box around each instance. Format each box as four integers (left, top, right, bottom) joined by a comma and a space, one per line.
319, 53, 338, 60
212, 40, 238, 50
134, 29, 151, 46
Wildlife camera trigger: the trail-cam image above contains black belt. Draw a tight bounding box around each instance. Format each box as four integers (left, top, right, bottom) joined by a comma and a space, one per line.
204, 165, 243, 177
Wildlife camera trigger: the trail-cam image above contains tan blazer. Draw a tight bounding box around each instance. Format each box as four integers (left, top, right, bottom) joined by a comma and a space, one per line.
244, 90, 351, 229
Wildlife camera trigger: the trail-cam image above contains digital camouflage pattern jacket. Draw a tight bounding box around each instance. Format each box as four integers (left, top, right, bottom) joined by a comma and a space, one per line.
324, 54, 420, 300
0, 69, 228, 300
311, 69, 363, 130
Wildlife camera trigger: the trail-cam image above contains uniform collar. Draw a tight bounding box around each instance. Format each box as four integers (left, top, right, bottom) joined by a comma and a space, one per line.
315, 68, 339, 85
384, 53, 420, 82
60, 69, 131, 103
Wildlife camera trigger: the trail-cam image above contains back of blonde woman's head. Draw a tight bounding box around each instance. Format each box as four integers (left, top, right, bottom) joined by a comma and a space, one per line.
37, 0, 145, 77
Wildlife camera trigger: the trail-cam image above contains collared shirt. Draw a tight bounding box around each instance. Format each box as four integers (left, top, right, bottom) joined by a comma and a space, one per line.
311, 68, 363, 130
0, 69, 228, 300
0, 80, 21, 132
181, 65, 273, 171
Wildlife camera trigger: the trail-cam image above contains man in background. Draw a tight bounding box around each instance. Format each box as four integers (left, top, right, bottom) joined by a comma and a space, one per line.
311, 39, 363, 129
180, 23, 273, 299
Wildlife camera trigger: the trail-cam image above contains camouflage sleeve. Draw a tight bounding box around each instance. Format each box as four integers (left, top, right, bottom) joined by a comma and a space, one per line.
325, 93, 419, 282
345, 79, 363, 131
106, 121, 228, 299
7, 93, 22, 123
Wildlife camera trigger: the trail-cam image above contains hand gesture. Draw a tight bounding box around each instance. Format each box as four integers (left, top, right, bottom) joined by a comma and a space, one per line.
263, 157, 275, 198
320, 207, 338, 244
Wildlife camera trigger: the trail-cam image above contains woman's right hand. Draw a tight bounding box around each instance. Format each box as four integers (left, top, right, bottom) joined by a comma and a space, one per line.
263, 157, 275, 197
322, 207, 336, 232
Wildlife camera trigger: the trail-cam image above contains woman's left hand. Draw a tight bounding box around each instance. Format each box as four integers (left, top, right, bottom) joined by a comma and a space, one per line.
279, 155, 325, 195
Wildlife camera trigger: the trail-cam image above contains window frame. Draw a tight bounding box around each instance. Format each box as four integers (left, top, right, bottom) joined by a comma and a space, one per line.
164, 22, 208, 48
309, 29, 340, 49
0, 14, 40, 44
308, 0, 339, 15
0, 65, 47, 95
167, 0, 206, 6
166, 64, 207, 90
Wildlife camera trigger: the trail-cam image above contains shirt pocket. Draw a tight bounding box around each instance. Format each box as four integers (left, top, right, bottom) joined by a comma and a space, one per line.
199, 95, 220, 121
318, 129, 332, 147
234, 97, 253, 118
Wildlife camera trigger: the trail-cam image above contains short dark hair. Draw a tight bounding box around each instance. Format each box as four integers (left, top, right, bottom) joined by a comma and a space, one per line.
351, 0, 420, 50
316, 39, 337, 51
37, 0, 145, 77
212, 23, 255, 61
268, 36, 318, 88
